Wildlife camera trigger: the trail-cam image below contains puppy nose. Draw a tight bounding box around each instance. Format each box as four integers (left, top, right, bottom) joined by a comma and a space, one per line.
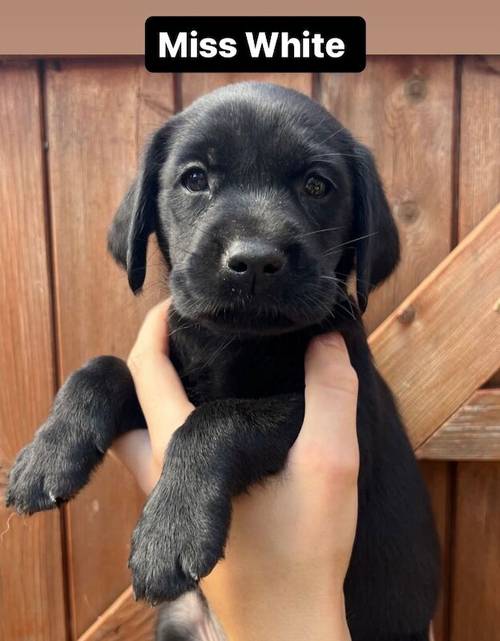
225, 240, 286, 283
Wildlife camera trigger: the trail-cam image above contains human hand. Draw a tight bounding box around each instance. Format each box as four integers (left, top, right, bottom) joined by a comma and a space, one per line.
112, 300, 194, 495
112, 300, 358, 641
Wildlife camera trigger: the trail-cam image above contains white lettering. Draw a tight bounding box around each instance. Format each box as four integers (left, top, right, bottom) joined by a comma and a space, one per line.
325, 37, 345, 58
302, 30, 310, 57
245, 32, 279, 58
159, 32, 187, 58
281, 32, 301, 58
190, 30, 198, 57
311, 33, 325, 58
199, 37, 218, 58
219, 37, 238, 58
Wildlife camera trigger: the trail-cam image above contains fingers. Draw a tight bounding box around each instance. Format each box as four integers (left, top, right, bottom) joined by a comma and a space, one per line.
110, 430, 159, 495
127, 299, 194, 461
290, 333, 359, 480
130, 298, 170, 357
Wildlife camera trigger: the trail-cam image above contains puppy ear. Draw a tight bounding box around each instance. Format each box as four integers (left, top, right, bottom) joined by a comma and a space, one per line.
351, 143, 400, 312
107, 123, 171, 293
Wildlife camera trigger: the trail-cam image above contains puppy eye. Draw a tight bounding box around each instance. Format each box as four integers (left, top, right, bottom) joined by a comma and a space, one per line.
182, 167, 209, 192
304, 174, 331, 199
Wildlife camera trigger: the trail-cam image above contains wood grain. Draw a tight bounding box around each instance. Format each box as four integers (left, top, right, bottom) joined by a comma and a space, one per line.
2, 58, 498, 641
417, 390, 500, 460
458, 56, 500, 239
459, 56, 500, 388
78, 587, 155, 641
180, 72, 313, 107
369, 203, 500, 449
450, 463, 500, 641
0, 62, 67, 641
450, 56, 500, 641
45, 58, 174, 637
419, 461, 452, 641
319, 57, 455, 333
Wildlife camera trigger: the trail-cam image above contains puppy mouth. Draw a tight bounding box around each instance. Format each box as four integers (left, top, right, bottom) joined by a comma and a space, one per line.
198, 306, 300, 336
170, 267, 338, 336
172, 288, 332, 336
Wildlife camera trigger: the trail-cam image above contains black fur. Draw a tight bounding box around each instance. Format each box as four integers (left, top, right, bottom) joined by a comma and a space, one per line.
7, 83, 439, 641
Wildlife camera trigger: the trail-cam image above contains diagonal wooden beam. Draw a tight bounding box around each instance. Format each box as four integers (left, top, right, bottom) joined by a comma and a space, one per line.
78, 587, 154, 641
416, 389, 500, 460
369, 202, 500, 449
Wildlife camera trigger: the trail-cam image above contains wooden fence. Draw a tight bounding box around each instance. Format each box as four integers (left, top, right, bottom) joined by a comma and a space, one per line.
1, 56, 499, 641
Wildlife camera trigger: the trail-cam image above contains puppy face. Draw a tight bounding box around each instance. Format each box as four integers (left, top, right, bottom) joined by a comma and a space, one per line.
109, 83, 399, 336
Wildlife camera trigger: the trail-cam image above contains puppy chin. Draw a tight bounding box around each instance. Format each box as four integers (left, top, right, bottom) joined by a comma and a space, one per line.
199, 313, 299, 337
170, 286, 330, 337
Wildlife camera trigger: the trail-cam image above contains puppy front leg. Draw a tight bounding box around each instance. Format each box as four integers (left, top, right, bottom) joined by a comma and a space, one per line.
129, 393, 304, 603
6, 356, 144, 514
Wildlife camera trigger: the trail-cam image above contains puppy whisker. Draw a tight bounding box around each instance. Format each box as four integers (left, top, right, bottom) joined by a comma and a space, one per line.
334, 299, 357, 320
334, 271, 378, 289
323, 231, 378, 257
175, 245, 205, 260
183, 336, 236, 377
336, 288, 357, 320
297, 226, 345, 238
320, 274, 343, 283
168, 323, 198, 338
320, 125, 348, 144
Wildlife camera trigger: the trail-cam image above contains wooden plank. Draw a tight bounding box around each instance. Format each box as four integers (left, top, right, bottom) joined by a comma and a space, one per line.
45, 58, 174, 637
450, 56, 500, 641
0, 62, 68, 641
459, 56, 500, 387
450, 463, 500, 641
180, 72, 313, 107
78, 588, 155, 641
319, 57, 455, 333
369, 202, 500, 449
419, 462, 452, 641
458, 56, 500, 239
417, 390, 500, 460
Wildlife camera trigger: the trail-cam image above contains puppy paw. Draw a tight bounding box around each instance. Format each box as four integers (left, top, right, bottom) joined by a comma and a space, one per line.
129, 480, 230, 604
6, 421, 103, 514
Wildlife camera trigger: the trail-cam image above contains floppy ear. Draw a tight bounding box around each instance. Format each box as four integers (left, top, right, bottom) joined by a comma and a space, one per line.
351, 143, 400, 312
107, 123, 171, 293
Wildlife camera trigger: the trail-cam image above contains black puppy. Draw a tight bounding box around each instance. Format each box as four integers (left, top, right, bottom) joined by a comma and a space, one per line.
7, 83, 439, 641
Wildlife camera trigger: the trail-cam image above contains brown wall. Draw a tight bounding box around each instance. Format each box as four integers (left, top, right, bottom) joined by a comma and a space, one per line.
1, 57, 499, 641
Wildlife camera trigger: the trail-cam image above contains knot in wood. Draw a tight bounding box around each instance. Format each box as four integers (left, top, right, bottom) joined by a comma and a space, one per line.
397, 306, 416, 325
398, 200, 420, 224
405, 76, 427, 102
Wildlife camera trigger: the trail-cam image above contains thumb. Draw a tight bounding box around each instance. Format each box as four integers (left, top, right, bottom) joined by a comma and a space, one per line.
293, 333, 359, 464
127, 299, 194, 458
